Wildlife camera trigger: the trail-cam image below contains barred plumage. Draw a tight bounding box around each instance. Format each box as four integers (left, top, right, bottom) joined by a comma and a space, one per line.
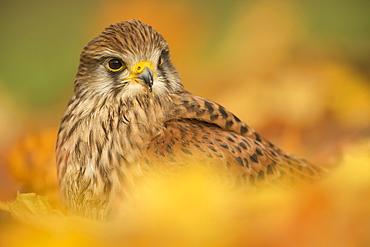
56, 19, 325, 219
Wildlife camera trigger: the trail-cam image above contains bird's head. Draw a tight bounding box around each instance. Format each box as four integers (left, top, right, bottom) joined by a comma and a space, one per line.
74, 20, 183, 101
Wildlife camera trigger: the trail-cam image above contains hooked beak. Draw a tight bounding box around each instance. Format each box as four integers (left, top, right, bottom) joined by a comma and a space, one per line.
135, 66, 153, 92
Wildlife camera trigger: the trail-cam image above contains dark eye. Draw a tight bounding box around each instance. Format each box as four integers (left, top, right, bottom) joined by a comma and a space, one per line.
158, 56, 163, 66
107, 58, 125, 72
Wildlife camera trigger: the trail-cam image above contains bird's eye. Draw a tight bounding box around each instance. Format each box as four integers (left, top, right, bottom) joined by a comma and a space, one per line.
107, 58, 125, 72
158, 56, 163, 66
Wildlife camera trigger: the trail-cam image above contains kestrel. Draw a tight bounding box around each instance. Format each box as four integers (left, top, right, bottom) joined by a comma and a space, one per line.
56, 20, 325, 219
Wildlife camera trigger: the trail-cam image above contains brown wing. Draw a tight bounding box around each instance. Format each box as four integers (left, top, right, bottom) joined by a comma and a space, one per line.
146, 92, 325, 187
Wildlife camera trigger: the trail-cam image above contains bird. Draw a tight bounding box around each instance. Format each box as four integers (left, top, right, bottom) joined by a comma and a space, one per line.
56, 19, 325, 220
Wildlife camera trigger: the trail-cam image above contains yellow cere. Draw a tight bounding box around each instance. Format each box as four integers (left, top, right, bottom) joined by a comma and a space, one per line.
134, 61, 153, 74
126, 61, 154, 84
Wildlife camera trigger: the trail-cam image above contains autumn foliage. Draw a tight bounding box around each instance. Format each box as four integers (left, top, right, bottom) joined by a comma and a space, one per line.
0, 0, 369, 246
1, 139, 370, 246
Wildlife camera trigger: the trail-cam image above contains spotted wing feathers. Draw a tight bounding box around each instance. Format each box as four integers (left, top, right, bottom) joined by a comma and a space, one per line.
147, 92, 325, 187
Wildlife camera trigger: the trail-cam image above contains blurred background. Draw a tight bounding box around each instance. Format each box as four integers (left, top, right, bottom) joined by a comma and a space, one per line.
0, 0, 369, 228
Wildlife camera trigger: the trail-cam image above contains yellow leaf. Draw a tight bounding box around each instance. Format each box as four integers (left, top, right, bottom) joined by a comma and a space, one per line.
8, 192, 62, 222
